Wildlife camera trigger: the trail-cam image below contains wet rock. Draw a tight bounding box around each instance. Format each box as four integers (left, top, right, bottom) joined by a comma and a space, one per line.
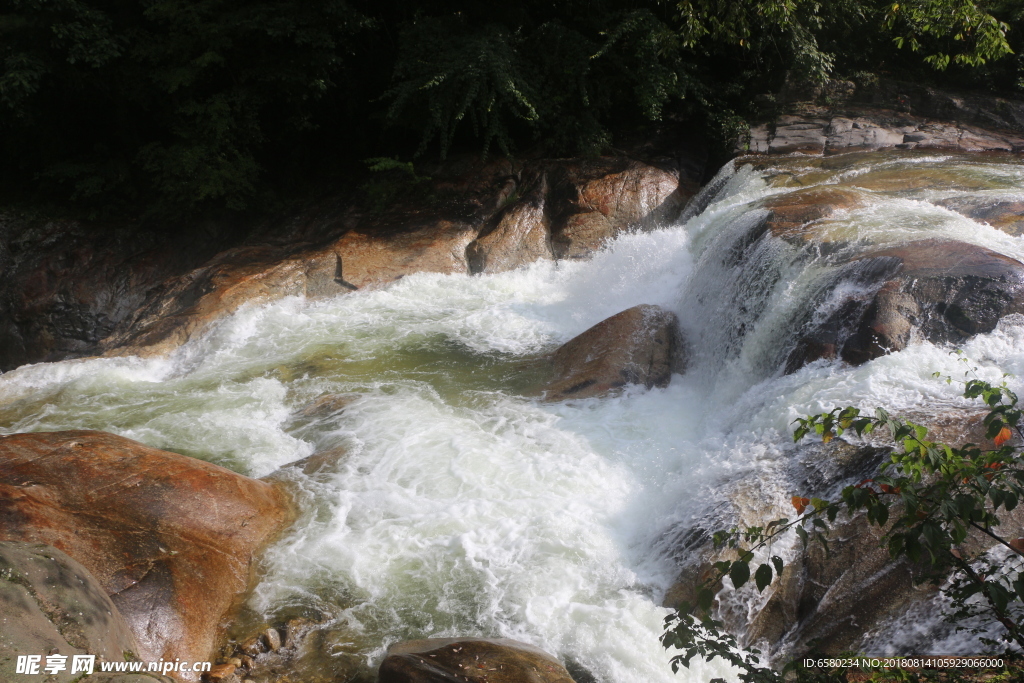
786, 239, 1024, 372
379, 638, 576, 683
293, 394, 356, 421
542, 305, 684, 401
203, 663, 239, 682
97, 156, 695, 362
0, 214, 249, 373
0, 541, 143, 682
745, 513, 930, 657
0, 431, 295, 682
283, 447, 347, 477
762, 186, 864, 239
932, 197, 1024, 237
99, 244, 362, 359
262, 629, 281, 652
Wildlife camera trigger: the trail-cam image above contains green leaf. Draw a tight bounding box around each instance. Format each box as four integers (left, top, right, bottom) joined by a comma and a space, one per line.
697, 587, 714, 612
730, 560, 750, 589
771, 555, 784, 576
754, 563, 772, 592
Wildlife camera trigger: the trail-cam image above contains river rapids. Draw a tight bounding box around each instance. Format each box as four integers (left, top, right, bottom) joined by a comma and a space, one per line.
3, 150, 1024, 681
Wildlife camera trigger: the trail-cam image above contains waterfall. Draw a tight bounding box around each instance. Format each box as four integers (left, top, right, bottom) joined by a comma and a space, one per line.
3, 150, 1024, 681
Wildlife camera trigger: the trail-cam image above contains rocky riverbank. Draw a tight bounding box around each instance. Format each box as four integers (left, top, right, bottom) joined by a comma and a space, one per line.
3, 82, 1024, 682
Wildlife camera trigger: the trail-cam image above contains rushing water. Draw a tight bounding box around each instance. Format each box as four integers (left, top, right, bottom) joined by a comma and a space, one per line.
3, 150, 1024, 681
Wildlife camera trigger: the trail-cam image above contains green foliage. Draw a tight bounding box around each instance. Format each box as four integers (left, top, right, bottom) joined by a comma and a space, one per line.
359, 157, 431, 213
663, 357, 1024, 678
884, 0, 1014, 70
0, 1, 1020, 213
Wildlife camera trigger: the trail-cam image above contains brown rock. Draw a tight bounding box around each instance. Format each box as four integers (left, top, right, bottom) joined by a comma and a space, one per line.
96, 157, 695, 361
262, 628, 282, 652
762, 186, 864, 239
745, 514, 929, 657
787, 239, 1024, 371
0, 431, 295, 682
548, 159, 687, 259
202, 663, 237, 682
542, 305, 684, 401
467, 174, 553, 274
379, 638, 576, 683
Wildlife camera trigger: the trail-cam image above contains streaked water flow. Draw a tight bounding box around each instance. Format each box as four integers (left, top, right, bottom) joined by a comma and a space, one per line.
3, 151, 1024, 680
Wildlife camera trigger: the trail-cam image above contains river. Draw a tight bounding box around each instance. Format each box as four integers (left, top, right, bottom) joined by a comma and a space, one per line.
3, 150, 1024, 681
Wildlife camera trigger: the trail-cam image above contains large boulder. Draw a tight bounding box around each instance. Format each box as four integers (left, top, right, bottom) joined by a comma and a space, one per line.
546, 158, 689, 260
0, 431, 295, 681
786, 239, 1024, 372
542, 304, 685, 401
0, 541, 177, 683
379, 638, 576, 683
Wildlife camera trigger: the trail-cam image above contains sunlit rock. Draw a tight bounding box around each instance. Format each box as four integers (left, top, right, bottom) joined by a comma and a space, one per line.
0, 431, 295, 682
542, 304, 684, 401
467, 172, 553, 274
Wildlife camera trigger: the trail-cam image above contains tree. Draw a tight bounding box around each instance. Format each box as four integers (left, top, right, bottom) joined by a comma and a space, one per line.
0, 1, 1019, 213
662, 355, 1024, 681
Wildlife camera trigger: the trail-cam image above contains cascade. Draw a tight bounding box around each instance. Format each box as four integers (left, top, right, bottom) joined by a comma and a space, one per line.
3, 150, 1024, 681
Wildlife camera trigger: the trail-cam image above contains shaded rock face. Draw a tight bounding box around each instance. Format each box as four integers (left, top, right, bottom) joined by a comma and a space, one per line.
542, 304, 684, 401
379, 638, 576, 683
0, 541, 148, 682
0, 431, 294, 681
1, 151, 701, 370
0, 215, 248, 372
786, 240, 1024, 372
109, 157, 690, 359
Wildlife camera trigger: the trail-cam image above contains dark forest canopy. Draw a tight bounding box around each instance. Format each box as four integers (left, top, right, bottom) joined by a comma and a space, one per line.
1, 0, 1021, 216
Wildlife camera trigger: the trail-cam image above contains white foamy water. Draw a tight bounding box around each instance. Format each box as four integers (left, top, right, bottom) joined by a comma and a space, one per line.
3, 150, 1024, 680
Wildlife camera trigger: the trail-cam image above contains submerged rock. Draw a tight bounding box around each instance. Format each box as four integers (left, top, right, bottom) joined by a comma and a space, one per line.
0, 431, 295, 682
542, 304, 685, 401
932, 197, 1024, 237
379, 638, 576, 683
786, 239, 1024, 372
